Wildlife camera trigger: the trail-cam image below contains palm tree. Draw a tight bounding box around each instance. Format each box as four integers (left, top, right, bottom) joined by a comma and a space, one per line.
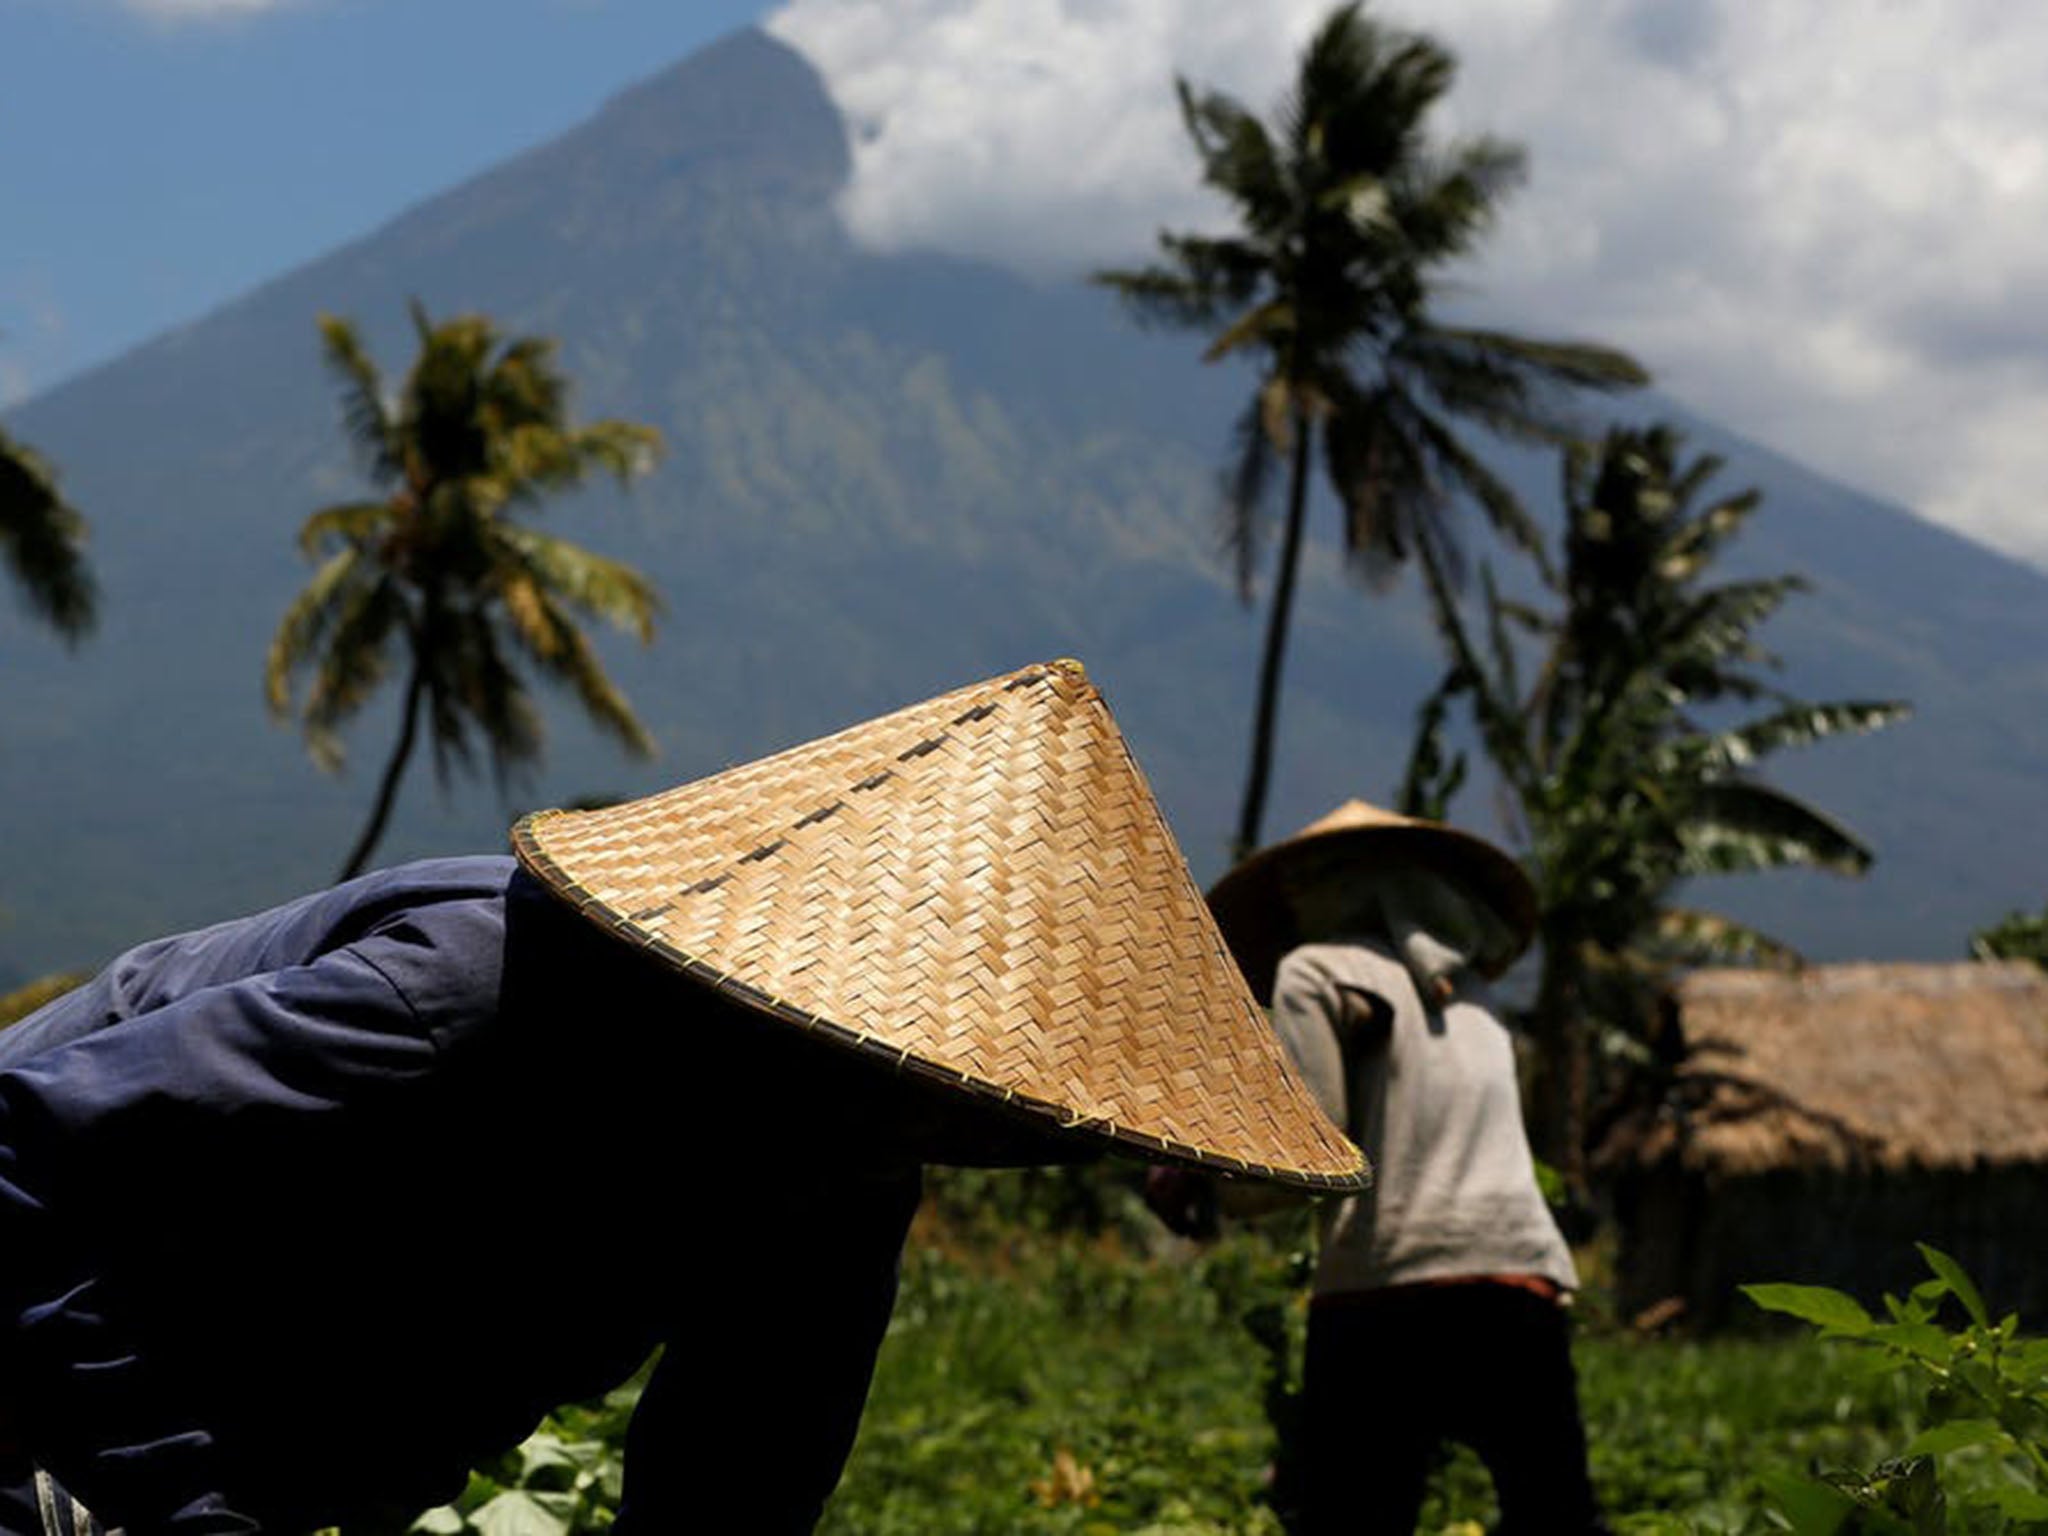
1096, 1, 1646, 858
1400, 425, 1907, 1180
1, 424, 94, 642
268, 301, 665, 880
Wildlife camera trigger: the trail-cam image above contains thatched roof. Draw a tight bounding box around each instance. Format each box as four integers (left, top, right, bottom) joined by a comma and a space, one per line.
1599, 961, 2048, 1175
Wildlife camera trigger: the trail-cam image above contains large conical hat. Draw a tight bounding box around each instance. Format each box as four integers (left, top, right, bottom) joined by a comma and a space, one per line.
1208, 799, 1538, 1005
513, 660, 1364, 1191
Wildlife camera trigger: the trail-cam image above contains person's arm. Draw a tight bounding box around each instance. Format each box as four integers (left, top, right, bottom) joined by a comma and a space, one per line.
614, 1165, 924, 1536
0, 935, 458, 1533
1268, 951, 1354, 1130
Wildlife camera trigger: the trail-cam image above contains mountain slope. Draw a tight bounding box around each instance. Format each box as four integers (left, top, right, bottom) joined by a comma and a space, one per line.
2, 28, 2043, 978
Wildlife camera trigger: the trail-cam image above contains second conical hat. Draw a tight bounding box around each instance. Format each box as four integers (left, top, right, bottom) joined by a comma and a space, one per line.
513, 660, 1364, 1190
1207, 799, 1538, 1005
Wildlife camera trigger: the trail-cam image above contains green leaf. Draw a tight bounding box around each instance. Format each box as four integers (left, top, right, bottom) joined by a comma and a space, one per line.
1902, 1418, 2007, 1457
1974, 1484, 2048, 1518
1743, 1284, 1876, 1336
1866, 1321, 1952, 1363
470, 1489, 572, 1536
515, 1434, 579, 1491
1916, 1244, 1990, 1330
1757, 1469, 1856, 1535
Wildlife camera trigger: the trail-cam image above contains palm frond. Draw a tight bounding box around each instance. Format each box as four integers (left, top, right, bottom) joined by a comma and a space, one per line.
1654, 907, 1804, 968
317, 315, 402, 484
1416, 549, 1531, 787
1221, 396, 1278, 602
454, 628, 547, 788
1176, 79, 1290, 231
1661, 488, 1760, 577
1203, 299, 1295, 366
266, 548, 369, 714
1696, 700, 1910, 773
1394, 325, 1647, 444
1677, 780, 1876, 877
0, 429, 95, 640
296, 500, 400, 559
1328, 386, 1444, 587
493, 525, 660, 641
1395, 666, 1469, 819
298, 574, 408, 769
497, 583, 655, 759
1388, 135, 1526, 264
1403, 398, 1549, 576
1093, 257, 1247, 331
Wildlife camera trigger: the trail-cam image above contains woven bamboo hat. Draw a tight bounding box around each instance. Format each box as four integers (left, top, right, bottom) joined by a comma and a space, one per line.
1207, 799, 1537, 1005
512, 660, 1364, 1191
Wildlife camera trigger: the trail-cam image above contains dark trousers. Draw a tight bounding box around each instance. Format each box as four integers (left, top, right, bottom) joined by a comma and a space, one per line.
1297, 1283, 1608, 1535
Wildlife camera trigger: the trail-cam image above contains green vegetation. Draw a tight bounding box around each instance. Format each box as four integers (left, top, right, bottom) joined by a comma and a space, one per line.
1971, 904, 2048, 970
1095, 0, 1644, 858
0, 971, 82, 1027
1747, 1245, 2048, 1532
1, 424, 93, 1010
267, 301, 665, 879
0, 422, 94, 644
1401, 424, 1907, 1175
404, 1210, 2048, 1536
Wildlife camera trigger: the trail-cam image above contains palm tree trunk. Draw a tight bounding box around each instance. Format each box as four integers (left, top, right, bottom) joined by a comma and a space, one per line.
339, 659, 425, 882
1528, 938, 1590, 1197
1233, 414, 1315, 863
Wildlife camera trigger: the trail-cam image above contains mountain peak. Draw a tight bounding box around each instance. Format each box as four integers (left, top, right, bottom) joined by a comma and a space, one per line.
571, 27, 850, 192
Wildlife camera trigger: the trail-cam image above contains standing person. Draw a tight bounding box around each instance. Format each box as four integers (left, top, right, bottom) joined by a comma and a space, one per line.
1185, 801, 1607, 1535
0, 662, 1362, 1536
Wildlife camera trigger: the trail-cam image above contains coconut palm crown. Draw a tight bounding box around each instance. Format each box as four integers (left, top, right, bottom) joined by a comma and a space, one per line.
268, 301, 664, 880
1097, 0, 1646, 858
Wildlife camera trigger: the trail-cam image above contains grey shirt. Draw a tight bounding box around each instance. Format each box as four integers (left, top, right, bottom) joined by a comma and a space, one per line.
1270, 938, 1577, 1298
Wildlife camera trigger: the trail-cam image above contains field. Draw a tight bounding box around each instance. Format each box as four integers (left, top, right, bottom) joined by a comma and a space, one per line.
439, 1167, 2042, 1535
822, 1220, 1919, 1534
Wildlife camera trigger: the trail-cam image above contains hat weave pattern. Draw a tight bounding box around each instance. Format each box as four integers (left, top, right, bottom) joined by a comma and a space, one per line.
514, 661, 1364, 1189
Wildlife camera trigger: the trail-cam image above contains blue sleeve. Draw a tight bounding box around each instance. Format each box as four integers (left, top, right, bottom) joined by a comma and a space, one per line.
613, 1167, 923, 1536
0, 936, 457, 1533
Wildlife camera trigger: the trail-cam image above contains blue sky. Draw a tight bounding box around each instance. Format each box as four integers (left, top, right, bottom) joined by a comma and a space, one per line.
7, 0, 2048, 572
1, 0, 763, 397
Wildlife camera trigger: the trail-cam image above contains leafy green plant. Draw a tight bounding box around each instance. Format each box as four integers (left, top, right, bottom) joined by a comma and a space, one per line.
408, 1381, 634, 1535
1745, 1245, 2048, 1534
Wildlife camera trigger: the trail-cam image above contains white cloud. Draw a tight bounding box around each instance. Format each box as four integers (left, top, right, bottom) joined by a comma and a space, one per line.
767, 0, 1333, 273
767, 0, 2048, 571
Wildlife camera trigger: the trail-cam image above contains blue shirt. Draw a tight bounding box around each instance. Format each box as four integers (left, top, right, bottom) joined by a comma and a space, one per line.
0, 858, 929, 1534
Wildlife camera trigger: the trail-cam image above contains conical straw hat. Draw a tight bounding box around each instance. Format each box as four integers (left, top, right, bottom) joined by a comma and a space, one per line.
1207, 799, 1537, 1005
513, 660, 1364, 1191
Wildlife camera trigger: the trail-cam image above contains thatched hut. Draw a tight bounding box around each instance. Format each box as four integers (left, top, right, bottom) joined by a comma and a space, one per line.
1596, 961, 2048, 1329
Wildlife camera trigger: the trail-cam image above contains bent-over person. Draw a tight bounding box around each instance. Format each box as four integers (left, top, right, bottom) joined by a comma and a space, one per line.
0, 663, 1362, 1535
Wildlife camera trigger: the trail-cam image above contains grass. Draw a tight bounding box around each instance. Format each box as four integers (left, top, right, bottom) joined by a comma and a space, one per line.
816, 1195, 1935, 1536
